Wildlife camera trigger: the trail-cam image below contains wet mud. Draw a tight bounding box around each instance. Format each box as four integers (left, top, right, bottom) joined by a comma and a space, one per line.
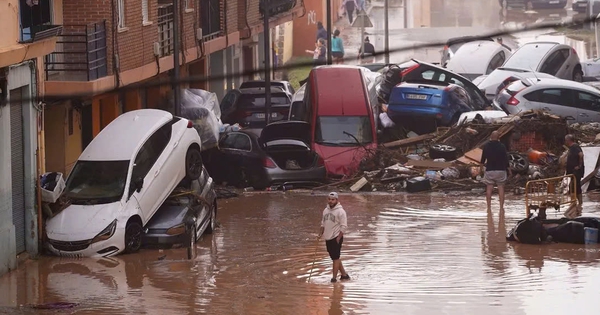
1, 192, 600, 314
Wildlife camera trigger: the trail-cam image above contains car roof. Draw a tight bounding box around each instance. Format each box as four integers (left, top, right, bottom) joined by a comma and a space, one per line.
446, 41, 507, 74
310, 67, 369, 116
240, 80, 288, 86
79, 109, 174, 161
239, 87, 288, 94
524, 78, 600, 94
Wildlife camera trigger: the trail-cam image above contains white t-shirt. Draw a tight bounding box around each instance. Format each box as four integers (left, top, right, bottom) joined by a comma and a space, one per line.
321, 203, 348, 241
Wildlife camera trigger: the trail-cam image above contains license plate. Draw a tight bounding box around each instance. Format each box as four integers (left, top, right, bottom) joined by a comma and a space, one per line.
578, 2, 587, 6
255, 113, 278, 119
406, 94, 428, 100
549, 0, 558, 3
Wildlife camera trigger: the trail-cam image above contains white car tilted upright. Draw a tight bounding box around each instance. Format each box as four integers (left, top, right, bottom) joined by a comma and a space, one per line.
45, 109, 203, 257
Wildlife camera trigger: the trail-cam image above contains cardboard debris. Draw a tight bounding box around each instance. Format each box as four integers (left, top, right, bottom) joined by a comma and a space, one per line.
457, 148, 483, 165
350, 177, 369, 192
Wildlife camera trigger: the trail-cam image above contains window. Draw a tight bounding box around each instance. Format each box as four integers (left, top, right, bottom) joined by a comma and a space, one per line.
315, 116, 374, 146
220, 133, 252, 151
503, 43, 556, 70
237, 93, 290, 108
539, 49, 569, 76
486, 51, 506, 75
64, 160, 130, 204
131, 122, 173, 183
142, 0, 149, 23
576, 91, 600, 111
117, 0, 126, 29
524, 89, 573, 106
184, 0, 191, 9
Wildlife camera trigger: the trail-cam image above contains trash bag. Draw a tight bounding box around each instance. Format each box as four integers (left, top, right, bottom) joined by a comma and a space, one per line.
40, 172, 65, 203
506, 216, 546, 244
178, 89, 222, 150
546, 221, 585, 244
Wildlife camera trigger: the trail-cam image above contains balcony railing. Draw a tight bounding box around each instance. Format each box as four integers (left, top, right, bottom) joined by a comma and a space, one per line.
19, 0, 62, 43
158, 3, 174, 57
201, 0, 223, 40
44, 21, 108, 82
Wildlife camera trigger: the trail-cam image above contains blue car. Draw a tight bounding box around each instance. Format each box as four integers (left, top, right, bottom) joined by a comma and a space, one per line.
386, 82, 482, 134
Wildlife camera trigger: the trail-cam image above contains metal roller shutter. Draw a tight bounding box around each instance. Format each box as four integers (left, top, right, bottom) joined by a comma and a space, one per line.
10, 87, 26, 254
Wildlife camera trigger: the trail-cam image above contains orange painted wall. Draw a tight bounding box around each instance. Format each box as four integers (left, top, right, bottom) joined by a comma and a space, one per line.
292, 0, 343, 57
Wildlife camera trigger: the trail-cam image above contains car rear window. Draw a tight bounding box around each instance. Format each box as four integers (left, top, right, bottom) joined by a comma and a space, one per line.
238, 93, 290, 108
503, 43, 556, 70
505, 80, 529, 95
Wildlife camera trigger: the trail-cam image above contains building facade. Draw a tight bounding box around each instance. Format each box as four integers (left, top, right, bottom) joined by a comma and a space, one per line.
0, 0, 62, 276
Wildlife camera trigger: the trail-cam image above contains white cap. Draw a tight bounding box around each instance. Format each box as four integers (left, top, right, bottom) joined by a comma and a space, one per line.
328, 192, 338, 199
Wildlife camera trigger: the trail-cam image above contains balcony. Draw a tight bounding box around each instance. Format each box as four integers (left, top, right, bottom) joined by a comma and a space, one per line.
19, 0, 62, 43
201, 0, 223, 40
44, 22, 108, 82
157, 3, 175, 57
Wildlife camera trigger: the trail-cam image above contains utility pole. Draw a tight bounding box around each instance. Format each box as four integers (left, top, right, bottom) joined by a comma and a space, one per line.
403, 0, 408, 29
172, 0, 181, 116
326, 0, 332, 65
384, 0, 389, 64
263, 3, 272, 125
595, 13, 600, 58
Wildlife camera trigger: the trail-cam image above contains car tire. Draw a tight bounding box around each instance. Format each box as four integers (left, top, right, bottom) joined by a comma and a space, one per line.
573, 67, 584, 82
187, 225, 196, 260
206, 202, 217, 234
509, 152, 529, 174
429, 144, 458, 161
185, 147, 203, 180
124, 221, 143, 254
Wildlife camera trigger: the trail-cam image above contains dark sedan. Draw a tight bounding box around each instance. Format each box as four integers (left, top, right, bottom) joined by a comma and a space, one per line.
220, 87, 292, 128
203, 121, 327, 190
142, 166, 217, 254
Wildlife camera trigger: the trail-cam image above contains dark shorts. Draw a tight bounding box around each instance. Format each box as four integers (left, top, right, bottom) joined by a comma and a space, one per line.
325, 236, 344, 260
332, 52, 344, 58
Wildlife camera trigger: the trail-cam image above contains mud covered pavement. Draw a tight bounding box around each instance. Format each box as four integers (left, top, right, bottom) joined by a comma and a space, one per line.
2, 192, 600, 314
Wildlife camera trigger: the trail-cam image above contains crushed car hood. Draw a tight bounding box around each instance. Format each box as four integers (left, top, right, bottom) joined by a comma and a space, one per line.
146, 203, 192, 230
46, 202, 121, 240
314, 143, 377, 177
260, 121, 311, 144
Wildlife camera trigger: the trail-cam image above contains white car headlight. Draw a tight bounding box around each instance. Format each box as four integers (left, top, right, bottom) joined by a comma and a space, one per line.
91, 219, 117, 244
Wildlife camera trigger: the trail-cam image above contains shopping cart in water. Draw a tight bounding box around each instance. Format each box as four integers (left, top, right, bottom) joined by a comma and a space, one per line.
525, 174, 579, 219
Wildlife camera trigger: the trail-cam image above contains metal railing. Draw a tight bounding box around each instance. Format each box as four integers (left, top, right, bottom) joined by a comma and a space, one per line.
158, 3, 175, 57
201, 0, 223, 40
44, 21, 108, 81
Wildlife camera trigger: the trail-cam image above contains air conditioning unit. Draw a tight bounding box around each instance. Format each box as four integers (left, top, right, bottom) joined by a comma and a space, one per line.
195, 28, 203, 41
153, 42, 160, 56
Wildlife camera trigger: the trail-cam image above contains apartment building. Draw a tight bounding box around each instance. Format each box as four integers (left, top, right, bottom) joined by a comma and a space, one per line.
0, 0, 62, 276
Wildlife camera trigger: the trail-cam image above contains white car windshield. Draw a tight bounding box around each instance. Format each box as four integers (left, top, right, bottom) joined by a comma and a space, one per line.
315, 116, 373, 146
64, 160, 129, 205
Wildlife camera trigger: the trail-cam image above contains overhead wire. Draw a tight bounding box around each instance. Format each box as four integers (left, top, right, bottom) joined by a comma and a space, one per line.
3, 15, 600, 105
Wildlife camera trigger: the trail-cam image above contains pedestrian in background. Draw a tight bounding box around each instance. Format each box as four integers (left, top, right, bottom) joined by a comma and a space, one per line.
317, 192, 350, 283
316, 21, 327, 43
358, 36, 375, 64
306, 38, 327, 67
343, 0, 357, 24
565, 134, 584, 207
481, 131, 510, 212
331, 29, 345, 64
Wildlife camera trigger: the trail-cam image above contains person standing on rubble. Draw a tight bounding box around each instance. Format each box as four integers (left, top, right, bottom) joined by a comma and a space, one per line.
565, 134, 584, 207
317, 192, 350, 283
481, 131, 511, 212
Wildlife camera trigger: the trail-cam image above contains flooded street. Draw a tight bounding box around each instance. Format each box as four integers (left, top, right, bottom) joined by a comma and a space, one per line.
2, 192, 600, 314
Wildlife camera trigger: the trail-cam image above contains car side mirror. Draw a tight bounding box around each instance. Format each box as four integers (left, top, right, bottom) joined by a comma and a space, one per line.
133, 177, 144, 193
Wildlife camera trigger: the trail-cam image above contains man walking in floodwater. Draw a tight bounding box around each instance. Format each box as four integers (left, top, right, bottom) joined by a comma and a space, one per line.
481, 131, 510, 212
318, 192, 350, 283
565, 134, 584, 208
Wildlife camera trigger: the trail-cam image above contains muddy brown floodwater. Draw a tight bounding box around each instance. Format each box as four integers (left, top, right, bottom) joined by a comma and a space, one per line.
1, 192, 600, 315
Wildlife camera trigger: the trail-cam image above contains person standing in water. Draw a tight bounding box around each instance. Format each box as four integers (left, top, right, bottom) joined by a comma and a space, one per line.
565, 134, 584, 208
481, 131, 510, 212
318, 192, 350, 283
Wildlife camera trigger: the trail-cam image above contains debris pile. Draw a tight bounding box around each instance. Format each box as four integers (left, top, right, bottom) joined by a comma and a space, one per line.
317, 110, 581, 193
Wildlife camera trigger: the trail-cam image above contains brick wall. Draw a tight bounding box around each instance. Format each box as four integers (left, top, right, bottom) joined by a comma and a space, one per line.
63, 0, 199, 75
225, 0, 238, 34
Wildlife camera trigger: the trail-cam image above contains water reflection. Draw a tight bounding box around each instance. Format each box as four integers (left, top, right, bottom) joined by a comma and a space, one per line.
1, 194, 600, 314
